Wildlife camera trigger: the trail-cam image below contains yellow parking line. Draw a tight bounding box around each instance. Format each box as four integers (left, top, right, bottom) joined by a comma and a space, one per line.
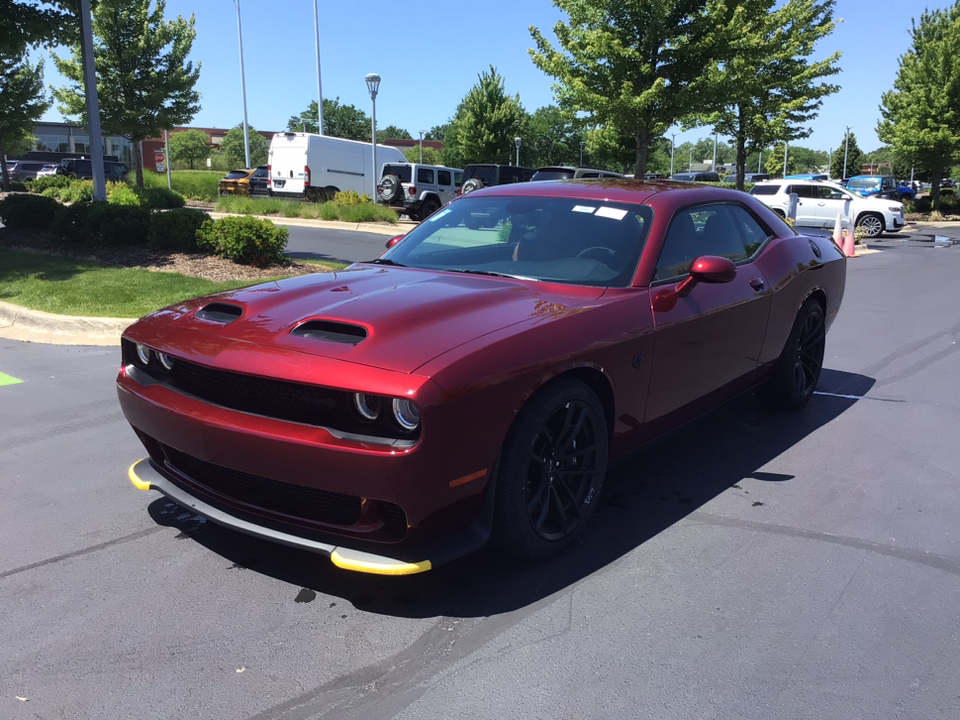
0, 371, 24, 387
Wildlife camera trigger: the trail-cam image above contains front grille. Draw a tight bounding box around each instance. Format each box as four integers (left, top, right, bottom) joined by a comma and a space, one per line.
164, 446, 362, 526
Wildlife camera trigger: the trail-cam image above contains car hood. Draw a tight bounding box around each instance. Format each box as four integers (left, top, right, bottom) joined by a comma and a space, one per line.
142, 264, 606, 374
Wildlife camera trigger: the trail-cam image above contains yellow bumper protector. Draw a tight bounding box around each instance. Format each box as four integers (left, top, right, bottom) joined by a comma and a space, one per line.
128, 459, 152, 491
330, 549, 431, 576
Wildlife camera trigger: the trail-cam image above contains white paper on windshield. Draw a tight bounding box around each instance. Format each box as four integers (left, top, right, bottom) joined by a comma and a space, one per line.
428, 208, 452, 222
595, 206, 628, 220
572, 205, 596, 213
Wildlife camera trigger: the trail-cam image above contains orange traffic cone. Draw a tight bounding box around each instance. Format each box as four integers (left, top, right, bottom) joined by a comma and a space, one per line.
832, 213, 843, 247
842, 228, 856, 258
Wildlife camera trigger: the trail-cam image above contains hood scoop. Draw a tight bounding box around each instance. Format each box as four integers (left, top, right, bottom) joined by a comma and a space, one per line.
291, 320, 367, 345
196, 302, 243, 323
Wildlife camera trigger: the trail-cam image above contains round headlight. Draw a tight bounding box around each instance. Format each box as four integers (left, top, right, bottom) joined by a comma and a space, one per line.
157, 352, 174, 371
392, 398, 420, 431
135, 343, 151, 365
353, 393, 381, 421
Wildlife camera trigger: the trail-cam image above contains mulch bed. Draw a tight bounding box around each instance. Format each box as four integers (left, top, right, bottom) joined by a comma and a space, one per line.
0, 227, 325, 282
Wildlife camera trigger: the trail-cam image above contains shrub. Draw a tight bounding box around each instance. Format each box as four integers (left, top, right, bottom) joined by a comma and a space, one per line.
338, 203, 399, 224
50, 202, 150, 246
197, 215, 288, 267
108, 184, 142, 206
26, 175, 71, 194
61, 180, 94, 203
0, 193, 63, 229
319, 202, 340, 221
139, 186, 185, 209
334, 189, 371, 206
7, 182, 28, 192
41, 187, 63, 199
148, 208, 207, 251
912, 196, 932, 213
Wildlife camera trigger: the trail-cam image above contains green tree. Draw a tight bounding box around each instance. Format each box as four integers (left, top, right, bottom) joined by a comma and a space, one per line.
691, 0, 840, 189
221, 124, 268, 168
0, 55, 49, 191
878, 3, 960, 208
522, 105, 584, 169
52, 0, 200, 187
830, 131, 864, 179
376, 125, 412, 143
168, 128, 209, 169
453, 65, 526, 165
425, 124, 449, 142
287, 98, 369, 141
0, 0, 90, 56
531, 0, 736, 176
402, 145, 441, 165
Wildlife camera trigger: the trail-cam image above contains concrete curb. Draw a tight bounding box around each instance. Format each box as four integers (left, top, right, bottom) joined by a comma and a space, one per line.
204, 211, 415, 237
0, 300, 135, 346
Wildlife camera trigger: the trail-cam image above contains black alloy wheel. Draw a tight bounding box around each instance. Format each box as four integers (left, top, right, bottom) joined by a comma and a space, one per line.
419, 198, 440, 220
493, 378, 608, 560
762, 298, 826, 409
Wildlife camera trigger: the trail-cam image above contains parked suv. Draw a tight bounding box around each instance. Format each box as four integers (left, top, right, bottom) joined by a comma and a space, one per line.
845, 175, 901, 201
531, 166, 624, 181
670, 171, 721, 182
459, 164, 536, 195
378, 162, 463, 220
6, 160, 48, 182
749, 178, 904, 237
60, 158, 129, 181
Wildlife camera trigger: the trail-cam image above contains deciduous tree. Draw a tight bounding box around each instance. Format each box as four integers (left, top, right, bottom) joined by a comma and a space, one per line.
522, 105, 583, 169
0, 0, 89, 56
287, 98, 369, 141
530, 0, 734, 176
452, 66, 526, 165
52, 0, 201, 187
168, 128, 209, 169
0, 55, 49, 191
221, 124, 268, 168
878, 2, 960, 209
376, 125, 412, 143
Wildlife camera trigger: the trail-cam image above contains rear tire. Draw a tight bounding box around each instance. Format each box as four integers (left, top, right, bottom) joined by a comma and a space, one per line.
492, 378, 608, 561
761, 298, 826, 410
460, 178, 484, 195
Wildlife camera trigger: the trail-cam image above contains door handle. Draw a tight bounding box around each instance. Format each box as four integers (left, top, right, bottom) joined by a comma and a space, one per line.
749, 278, 764, 291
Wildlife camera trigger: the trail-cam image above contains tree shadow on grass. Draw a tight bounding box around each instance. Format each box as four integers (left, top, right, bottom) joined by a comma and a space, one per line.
147, 368, 874, 619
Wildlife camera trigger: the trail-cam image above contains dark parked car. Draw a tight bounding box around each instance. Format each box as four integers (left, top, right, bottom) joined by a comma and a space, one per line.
531, 166, 624, 181
6, 160, 48, 182
670, 171, 721, 182
218, 166, 268, 196
459, 163, 535, 195
60, 158, 129, 181
120, 180, 845, 575
742, 172, 771, 183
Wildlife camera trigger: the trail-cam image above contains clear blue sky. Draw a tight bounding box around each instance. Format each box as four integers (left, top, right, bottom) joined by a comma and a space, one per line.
35, 0, 950, 156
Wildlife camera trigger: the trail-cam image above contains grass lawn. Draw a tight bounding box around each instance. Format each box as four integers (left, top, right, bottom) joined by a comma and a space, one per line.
214, 194, 399, 223
0, 248, 346, 318
141, 170, 222, 202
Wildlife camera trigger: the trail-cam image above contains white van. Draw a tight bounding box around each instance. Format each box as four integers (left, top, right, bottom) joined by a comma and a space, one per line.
267, 132, 406, 201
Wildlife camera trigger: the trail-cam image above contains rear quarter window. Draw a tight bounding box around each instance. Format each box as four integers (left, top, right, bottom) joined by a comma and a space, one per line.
749, 185, 781, 195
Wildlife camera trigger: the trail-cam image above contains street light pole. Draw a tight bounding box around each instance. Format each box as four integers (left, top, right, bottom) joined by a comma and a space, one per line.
313, 0, 324, 135
78, 0, 106, 201
515, 137, 522, 167
234, 0, 251, 167
843, 125, 852, 179
365, 74, 380, 202
712, 132, 718, 173
758, 150, 762, 173
580, 141, 585, 166
783, 141, 789, 176
419, 130, 424, 164
670, 134, 676, 176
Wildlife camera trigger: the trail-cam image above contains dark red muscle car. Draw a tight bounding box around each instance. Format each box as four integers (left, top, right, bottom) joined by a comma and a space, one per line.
118, 179, 845, 575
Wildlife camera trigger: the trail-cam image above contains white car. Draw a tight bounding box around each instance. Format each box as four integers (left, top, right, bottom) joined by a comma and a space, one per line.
749, 179, 905, 237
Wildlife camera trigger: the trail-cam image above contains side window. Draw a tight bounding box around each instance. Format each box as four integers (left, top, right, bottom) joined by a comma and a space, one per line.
454, 171, 463, 187
654, 205, 757, 281
417, 168, 434, 184
437, 170, 451, 186
502, 167, 519, 184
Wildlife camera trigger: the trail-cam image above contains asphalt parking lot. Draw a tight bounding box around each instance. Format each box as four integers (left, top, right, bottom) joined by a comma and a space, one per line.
1, 239, 958, 719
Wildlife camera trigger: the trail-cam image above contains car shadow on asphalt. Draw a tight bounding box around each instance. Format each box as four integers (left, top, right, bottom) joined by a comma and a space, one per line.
147, 368, 874, 620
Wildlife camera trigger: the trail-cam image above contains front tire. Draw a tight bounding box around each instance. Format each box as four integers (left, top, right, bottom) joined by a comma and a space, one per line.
493, 378, 608, 561
419, 198, 440, 220
761, 298, 826, 409
856, 212, 884, 238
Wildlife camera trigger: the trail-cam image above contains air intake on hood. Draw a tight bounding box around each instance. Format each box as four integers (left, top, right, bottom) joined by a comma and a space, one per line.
292, 320, 367, 344
196, 303, 243, 323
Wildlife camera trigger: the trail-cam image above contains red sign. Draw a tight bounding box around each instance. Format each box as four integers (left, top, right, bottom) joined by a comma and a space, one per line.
154, 152, 164, 163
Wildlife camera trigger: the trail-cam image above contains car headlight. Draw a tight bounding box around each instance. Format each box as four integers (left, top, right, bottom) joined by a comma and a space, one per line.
392, 398, 420, 431
354, 393, 381, 421
889, 206, 902, 212
135, 343, 151, 365
157, 352, 174, 371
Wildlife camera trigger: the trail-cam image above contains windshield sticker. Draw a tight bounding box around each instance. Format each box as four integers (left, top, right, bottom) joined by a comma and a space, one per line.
595, 206, 628, 220
572, 205, 596, 213
428, 208, 452, 222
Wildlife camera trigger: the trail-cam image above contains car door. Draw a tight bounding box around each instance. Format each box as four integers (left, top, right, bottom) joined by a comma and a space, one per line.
785, 184, 819, 226
436, 169, 454, 205
812, 184, 854, 227
644, 203, 772, 428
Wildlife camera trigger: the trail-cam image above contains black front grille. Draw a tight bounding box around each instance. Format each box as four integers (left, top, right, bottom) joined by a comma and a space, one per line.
164, 446, 362, 526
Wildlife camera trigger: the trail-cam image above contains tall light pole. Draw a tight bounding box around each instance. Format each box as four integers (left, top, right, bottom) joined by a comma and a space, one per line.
580, 141, 586, 166
843, 125, 852, 180
234, 0, 251, 167
78, 0, 106, 200
712, 132, 718, 172
758, 150, 762, 173
670, 133, 676, 176
419, 130, 424, 164
783, 141, 789, 176
313, 0, 324, 135
515, 137, 522, 166
828, 147, 833, 177
365, 73, 380, 202
688, 146, 692, 172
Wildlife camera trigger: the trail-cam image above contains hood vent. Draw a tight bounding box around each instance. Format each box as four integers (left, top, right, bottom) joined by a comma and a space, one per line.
292, 320, 367, 345
196, 303, 243, 323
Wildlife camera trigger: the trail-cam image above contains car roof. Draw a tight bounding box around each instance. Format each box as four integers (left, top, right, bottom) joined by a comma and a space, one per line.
463, 177, 738, 204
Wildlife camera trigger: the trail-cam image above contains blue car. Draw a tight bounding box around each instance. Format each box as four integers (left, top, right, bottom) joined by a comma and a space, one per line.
846, 175, 902, 201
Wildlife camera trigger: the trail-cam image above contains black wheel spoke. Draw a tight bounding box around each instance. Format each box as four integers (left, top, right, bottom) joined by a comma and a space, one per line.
549, 486, 569, 535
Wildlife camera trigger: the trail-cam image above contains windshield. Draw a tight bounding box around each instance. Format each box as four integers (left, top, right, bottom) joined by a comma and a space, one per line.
531, 169, 575, 181
847, 177, 880, 190
225, 170, 250, 179
377, 195, 652, 287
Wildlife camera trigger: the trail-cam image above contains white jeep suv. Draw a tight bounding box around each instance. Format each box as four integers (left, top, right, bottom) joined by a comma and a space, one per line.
749, 178, 905, 237
378, 163, 463, 221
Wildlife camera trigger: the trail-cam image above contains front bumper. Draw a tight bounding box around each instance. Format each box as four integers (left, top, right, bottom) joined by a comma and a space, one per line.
130, 457, 436, 574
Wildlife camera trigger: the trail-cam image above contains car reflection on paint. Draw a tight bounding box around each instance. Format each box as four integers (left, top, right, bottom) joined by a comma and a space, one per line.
117, 178, 846, 575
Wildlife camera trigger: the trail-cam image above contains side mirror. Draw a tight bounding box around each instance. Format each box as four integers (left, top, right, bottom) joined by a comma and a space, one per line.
385, 234, 404, 250
676, 255, 737, 297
